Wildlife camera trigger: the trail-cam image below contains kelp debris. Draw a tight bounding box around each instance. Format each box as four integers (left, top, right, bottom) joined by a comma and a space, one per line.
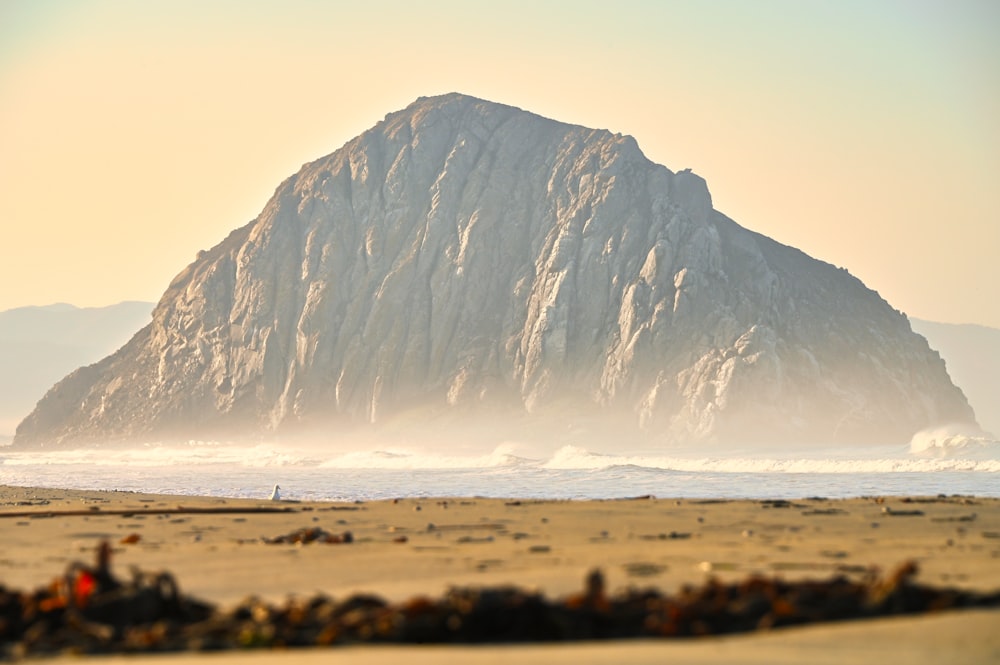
1, 541, 998, 657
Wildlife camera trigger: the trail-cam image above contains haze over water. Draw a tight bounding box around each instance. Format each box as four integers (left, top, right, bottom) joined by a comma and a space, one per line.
3, 431, 998, 501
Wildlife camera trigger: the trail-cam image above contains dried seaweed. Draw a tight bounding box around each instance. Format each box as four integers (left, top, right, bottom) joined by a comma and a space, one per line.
2, 542, 998, 657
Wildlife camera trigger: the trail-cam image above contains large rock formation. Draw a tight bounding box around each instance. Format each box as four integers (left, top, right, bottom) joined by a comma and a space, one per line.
13, 94, 976, 448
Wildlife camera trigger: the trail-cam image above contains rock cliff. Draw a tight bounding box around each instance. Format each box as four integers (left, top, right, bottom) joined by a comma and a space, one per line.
13, 94, 976, 448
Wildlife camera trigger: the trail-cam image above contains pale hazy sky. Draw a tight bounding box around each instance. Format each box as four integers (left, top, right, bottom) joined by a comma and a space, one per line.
2, 0, 998, 327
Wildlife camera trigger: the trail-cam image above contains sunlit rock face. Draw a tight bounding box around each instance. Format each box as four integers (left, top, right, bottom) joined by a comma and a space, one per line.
13, 94, 975, 448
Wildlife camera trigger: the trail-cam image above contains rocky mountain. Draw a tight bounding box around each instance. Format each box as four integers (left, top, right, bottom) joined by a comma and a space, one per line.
910, 319, 999, 437
12, 94, 976, 448
0, 302, 153, 437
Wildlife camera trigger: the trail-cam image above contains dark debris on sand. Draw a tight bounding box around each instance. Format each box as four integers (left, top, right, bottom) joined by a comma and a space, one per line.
258, 527, 354, 545
1, 542, 998, 658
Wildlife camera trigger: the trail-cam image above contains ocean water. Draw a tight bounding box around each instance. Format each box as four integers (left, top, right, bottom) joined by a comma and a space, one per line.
2, 428, 998, 501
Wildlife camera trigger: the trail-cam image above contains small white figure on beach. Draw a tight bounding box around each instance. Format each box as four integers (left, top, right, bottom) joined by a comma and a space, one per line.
269, 484, 281, 501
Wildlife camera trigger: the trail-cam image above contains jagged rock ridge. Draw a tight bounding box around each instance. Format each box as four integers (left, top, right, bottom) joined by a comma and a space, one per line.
13, 93, 976, 447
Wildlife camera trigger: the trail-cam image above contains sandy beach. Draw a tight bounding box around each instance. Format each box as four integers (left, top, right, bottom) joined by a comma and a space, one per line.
2, 485, 999, 663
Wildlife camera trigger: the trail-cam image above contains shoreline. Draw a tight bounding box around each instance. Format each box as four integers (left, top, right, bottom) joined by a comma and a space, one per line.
3, 485, 999, 662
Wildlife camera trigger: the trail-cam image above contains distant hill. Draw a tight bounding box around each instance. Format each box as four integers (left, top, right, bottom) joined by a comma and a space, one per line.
0, 302, 154, 436
911, 319, 1000, 437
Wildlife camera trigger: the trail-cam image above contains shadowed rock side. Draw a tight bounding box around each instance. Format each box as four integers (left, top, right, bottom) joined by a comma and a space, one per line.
13, 94, 975, 448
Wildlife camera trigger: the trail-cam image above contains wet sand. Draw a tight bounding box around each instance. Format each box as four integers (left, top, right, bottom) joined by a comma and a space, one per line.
2, 485, 999, 663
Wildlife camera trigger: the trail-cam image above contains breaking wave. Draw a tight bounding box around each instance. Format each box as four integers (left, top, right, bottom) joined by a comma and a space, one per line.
0, 441, 319, 468
2, 438, 997, 501
540, 444, 1000, 473
316, 443, 530, 470
908, 425, 1000, 460
2, 438, 997, 473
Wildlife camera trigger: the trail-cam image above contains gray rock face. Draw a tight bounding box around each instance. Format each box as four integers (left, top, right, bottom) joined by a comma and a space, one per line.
13, 94, 976, 448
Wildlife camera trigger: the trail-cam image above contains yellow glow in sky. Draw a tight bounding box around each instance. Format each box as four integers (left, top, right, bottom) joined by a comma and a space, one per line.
1, 0, 998, 327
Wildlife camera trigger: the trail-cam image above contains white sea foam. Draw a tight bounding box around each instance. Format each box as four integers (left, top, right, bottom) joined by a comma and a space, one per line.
540, 444, 1000, 474
2, 438, 997, 474
315, 443, 530, 470
0, 441, 319, 468
1, 438, 997, 500
909, 425, 1000, 459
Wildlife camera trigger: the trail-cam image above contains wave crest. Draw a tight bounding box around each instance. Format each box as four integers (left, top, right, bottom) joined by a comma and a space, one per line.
317, 443, 531, 470
909, 426, 1000, 459
2, 438, 998, 473
541, 444, 1000, 473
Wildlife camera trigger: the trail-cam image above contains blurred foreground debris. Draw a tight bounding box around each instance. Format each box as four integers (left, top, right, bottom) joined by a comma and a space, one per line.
1, 541, 998, 657
260, 527, 354, 545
